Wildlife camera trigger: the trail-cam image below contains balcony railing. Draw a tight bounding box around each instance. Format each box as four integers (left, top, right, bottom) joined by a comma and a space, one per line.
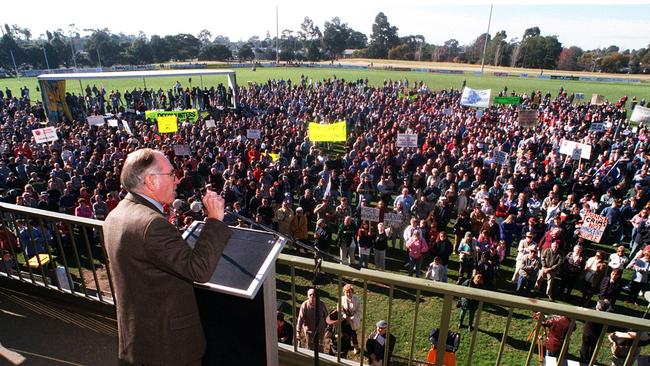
1, 203, 649, 366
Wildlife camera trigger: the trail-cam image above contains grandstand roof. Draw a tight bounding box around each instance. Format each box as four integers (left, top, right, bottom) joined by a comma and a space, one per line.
37, 69, 236, 80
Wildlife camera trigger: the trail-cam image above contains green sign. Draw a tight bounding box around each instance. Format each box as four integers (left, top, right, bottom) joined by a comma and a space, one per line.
145, 109, 199, 122
493, 96, 521, 105
398, 92, 418, 101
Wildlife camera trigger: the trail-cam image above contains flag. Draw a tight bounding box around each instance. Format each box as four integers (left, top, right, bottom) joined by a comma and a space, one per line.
460, 87, 491, 108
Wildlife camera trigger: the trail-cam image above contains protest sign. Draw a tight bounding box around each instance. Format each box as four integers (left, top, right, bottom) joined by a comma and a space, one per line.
518, 109, 538, 128
443, 108, 452, 116
360, 207, 380, 222
475, 109, 484, 119
571, 147, 582, 161
590, 94, 604, 105
32, 127, 58, 143
575, 93, 585, 100
631, 105, 650, 123
246, 129, 261, 139
87, 115, 105, 126
460, 87, 491, 108
145, 109, 199, 122
578, 212, 608, 243
122, 121, 133, 135
205, 119, 216, 128
107, 119, 119, 127
397, 133, 418, 148
493, 96, 521, 105
308, 121, 346, 142
383, 213, 403, 228
559, 139, 591, 160
157, 115, 178, 133
269, 153, 279, 162
494, 151, 509, 165
589, 122, 604, 132
173, 144, 191, 156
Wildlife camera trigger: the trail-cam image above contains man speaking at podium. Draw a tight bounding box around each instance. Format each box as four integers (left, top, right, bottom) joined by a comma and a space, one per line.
104, 148, 232, 366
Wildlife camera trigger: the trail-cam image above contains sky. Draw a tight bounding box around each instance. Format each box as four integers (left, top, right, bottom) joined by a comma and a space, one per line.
2, 0, 649, 51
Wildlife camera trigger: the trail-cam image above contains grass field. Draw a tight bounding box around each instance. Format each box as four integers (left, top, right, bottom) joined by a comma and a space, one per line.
1, 66, 650, 108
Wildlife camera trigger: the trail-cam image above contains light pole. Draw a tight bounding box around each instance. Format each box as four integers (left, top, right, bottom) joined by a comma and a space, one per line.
43, 46, 51, 71
68, 24, 78, 71
480, 4, 493, 74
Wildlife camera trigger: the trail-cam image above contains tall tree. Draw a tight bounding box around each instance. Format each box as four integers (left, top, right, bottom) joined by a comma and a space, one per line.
198, 44, 232, 61
368, 12, 399, 58
557, 46, 583, 71
322, 17, 351, 59
237, 43, 255, 60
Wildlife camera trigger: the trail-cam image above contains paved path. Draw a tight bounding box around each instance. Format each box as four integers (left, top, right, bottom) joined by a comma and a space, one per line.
0, 288, 117, 366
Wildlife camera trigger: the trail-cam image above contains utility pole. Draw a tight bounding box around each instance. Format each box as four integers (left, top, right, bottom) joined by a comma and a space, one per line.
43, 47, 51, 71
69, 24, 78, 71
10, 50, 19, 80
480, 4, 493, 74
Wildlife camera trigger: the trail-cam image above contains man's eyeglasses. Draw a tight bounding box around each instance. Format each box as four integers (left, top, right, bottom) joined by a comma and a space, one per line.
149, 169, 176, 178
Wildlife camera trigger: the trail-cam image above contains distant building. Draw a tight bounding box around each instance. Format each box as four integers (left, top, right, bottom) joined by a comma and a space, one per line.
342, 49, 358, 59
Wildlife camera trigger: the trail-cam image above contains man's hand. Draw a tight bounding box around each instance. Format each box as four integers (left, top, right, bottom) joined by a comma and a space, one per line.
202, 190, 225, 221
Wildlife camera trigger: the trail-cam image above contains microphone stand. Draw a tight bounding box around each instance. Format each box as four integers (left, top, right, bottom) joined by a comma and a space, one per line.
224, 208, 360, 366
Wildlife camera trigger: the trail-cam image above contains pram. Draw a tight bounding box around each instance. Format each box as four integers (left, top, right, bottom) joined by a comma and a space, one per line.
425, 328, 461, 366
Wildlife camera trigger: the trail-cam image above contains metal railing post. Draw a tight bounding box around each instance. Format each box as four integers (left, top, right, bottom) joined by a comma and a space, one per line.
495, 307, 513, 366
435, 294, 453, 366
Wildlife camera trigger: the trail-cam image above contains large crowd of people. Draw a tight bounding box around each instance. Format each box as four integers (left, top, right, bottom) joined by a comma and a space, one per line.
2, 75, 650, 362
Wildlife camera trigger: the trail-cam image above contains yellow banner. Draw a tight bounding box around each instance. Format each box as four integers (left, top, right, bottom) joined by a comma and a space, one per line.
157, 115, 178, 133
269, 153, 279, 162
308, 121, 346, 142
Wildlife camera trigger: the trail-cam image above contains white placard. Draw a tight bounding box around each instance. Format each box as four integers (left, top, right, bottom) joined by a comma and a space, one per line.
494, 151, 509, 165
32, 127, 58, 143
122, 121, 133, 135
571, 148, 582, 161
559, 139, 591, 160
460, 87, 491, 108
205, 119, 216, 128
360, 207, 380, 222
631, 106, 650, 123
173, 144, 191, 156
87, 115, 105, 126
107, 119, 119, 127
397, 133, 418, 148
383, 212, 403, 228
246, 129, 261, 139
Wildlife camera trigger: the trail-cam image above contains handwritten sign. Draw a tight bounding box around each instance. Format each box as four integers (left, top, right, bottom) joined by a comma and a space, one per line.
32, 127, 58, 143
173, 144, 191, 156
591, 94, 604, 105
494, 151, 509, 165
383, 212, 403, 228
397, 133, 418, 148
571, 147, 582, 161
246, 129, 261, 139
518, 109, 538, 128
589, 123, 604, 132
631, 106, 650, 123
87, 115, 105, 126
205, 119, 216, 128
361, 207, 380, 222
578, 212, 608, 243
559, 139, 591, 160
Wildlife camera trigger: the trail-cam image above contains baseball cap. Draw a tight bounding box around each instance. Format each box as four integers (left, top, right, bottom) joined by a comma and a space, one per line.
376, 320, 388, 328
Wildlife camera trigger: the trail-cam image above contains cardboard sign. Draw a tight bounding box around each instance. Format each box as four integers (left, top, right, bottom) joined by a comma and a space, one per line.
173, 144, 191, 156
578, 212, 608, 243
571, 147, 582, 161
494, 151, 509, 165
559, 139, 591, 160
383, 212, 403, 228
32, 127, 58, 143
591, 94, 604, 105
87, 115, 105, 126
122, 121, 133, 135
205, 119, 217, 128
360, 207, 380, 222
397, 133, 418, 148
157, 115, 178, 133
575, 93, 585, 100
107, 119, 119, 127
518, 109, 538, 128
589, 123, 604, 132
631, 106, 650, 123
246, 129, 261, 139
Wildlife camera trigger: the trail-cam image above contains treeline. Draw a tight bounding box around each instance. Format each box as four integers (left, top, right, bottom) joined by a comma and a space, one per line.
1, 13, 649, 74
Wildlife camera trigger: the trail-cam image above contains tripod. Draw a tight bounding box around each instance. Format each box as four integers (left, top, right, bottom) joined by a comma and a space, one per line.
527, 322, 547, 365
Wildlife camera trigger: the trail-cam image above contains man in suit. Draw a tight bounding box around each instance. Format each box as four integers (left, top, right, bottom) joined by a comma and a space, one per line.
104, 148, 232, 366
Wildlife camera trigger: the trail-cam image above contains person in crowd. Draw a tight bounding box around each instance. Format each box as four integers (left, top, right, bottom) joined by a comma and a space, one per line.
365, 320, 396, 366
535, 312, 573, 357
559, 244, 585, 299
337, 216, 357, 265
625, 248, 650, 304
290, 207, 308, 247
405, 229, 427, 278
277, 311, 293, 346
341, 284, 362, 354
534, 240, 563, 301
516, 246, 540, 297
599, 268, 624, 307
609, 245, 630, 271
357, 221, 374, 268
457, 232, 475, 285
608, 330, 650, 366
425, 256, 448, 282
103, 148, 231, 365
296, 288, 328, 351
458, 273, 484, 331
373, 222, 389, 270
579, 300, 611, 364
582, 250, 608, 306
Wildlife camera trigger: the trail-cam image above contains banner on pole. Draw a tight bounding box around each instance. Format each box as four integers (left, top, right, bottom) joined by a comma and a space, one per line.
460, 87, 491, 108
631, 106, 650, 123
397, 133, 418, 148
308, 121, 346, 142
87, 115, 105, 126
157, 115, 178, 133
145, 109, 199, 123
32, 127, 58, 143
246, 129, 261, 139
361, 207, 380, 222
578, 212, 608, 243
518, 109, 538, 128
493, 96, 521, 105
559, 139, 591, 160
